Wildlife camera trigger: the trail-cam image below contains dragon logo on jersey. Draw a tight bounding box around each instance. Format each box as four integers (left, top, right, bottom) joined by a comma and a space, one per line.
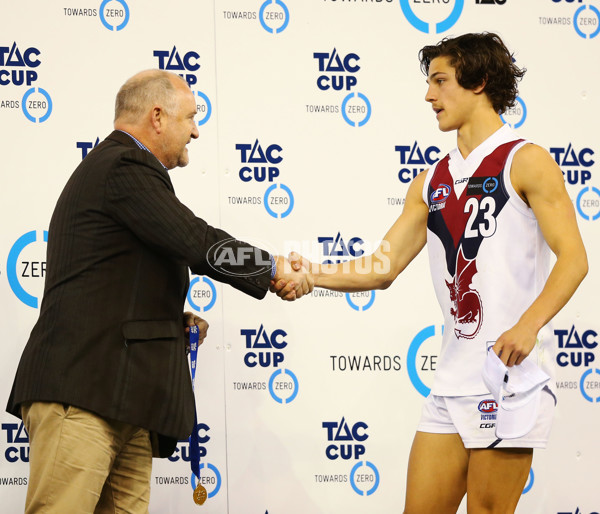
446, 246, 482, 339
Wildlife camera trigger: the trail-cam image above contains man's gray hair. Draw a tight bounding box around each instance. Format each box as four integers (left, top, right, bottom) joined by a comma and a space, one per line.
114, 70, 185, 123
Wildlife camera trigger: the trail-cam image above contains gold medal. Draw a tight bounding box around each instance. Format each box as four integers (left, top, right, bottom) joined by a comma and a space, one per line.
193, 483, 207, 505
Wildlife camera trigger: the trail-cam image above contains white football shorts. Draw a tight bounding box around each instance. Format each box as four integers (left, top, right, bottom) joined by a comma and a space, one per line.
416, 388, 556, 449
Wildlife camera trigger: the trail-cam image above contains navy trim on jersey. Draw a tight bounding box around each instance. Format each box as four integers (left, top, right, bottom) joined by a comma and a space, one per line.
427, 140, 523, 276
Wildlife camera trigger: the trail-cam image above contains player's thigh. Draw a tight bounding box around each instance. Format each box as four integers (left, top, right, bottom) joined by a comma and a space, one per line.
466, 447, 533, 514
404, 431, 469, 514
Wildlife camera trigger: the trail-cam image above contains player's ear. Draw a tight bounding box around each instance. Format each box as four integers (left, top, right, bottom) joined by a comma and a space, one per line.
473, 75, 487, 95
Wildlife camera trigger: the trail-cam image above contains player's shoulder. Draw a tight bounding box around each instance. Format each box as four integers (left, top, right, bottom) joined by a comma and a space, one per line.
511, 140, 563, 195
402, 169, 430, 211
512, 141, 554, 167
408, 168, 430, 196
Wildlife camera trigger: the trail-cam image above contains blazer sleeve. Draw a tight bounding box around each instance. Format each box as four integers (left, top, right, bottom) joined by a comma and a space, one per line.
103, 148, 271, 299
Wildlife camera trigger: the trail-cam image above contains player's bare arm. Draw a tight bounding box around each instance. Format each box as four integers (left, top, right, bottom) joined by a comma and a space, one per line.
310, 171, 430, 292
493, 143, 588, 366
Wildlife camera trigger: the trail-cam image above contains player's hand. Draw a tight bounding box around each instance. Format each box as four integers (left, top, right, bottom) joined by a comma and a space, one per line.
270, 255, 314, 301
492, 322, 537, 367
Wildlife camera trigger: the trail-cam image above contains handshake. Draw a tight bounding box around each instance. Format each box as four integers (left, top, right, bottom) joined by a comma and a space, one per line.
271, 253, 314, 301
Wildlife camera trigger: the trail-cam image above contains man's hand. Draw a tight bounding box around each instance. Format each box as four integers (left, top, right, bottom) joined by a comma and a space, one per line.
270, 254, 314, 301
183, 312, 209, 348
288, 251, 311, 273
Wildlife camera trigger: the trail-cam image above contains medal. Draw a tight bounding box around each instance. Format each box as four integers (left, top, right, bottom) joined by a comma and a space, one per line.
189, 326, 207, 506
193, 482, 207, 505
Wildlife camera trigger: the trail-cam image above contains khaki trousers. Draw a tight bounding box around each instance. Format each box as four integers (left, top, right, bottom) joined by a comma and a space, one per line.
21, 402, 152, 514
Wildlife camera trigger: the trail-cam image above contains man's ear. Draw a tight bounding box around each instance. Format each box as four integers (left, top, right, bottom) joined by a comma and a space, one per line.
150, 106, 163, 133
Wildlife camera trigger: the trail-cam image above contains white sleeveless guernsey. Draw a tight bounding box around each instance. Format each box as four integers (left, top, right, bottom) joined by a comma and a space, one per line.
422, 124, 555, 396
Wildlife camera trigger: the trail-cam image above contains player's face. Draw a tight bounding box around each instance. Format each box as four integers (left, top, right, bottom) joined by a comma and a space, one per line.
425, 56, 476, 133
161, 80, 199, 169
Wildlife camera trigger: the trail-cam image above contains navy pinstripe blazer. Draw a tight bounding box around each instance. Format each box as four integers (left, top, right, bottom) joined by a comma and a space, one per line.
7, 130, 271, 456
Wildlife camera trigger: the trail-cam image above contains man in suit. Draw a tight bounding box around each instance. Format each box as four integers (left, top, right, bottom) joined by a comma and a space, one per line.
7, 69, 311, 513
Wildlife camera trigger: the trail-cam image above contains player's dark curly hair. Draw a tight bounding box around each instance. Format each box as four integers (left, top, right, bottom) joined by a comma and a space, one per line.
419, 32, 526, 114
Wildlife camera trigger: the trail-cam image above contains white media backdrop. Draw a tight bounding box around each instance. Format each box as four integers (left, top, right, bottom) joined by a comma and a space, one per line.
1, 1, 599, 513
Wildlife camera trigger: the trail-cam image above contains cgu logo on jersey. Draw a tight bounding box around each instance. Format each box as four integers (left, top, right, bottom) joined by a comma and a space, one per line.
236, 140, 282, 182
318, 232, 364, 264
0, 42, 40, 86
168, 422, 210, 464
1, 422, 29, 463
314, 49, 360, 91
396, 142, 440, 183
154, 46, 200, 87
555, 326, 597, 367
323, 417, 368, 460
77, 137, 100, 160
478, 399, 497, 429
549, 144, 594, 186
447, 247, 482, 340
242, 325, 287, 368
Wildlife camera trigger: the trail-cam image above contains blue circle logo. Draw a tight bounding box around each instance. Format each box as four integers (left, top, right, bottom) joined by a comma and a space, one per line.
399, 0, 464, 34
187, 276, 217, 312
21, 87, 52, 123
194, 91, 212, 126
342, 92, 372, 127
190, 463, 222, 499
522, 468, 534, 495
574, 4, 600, 39
407, 325, 443, 397
264, 183, 294, 218
483, 177, 498, 194
345, 291, 376, 312
576, 186, 600, 221
580, 368, 600, 402
350, 461, 380, 496
268, 368, 299, 404
99, 0, 130, 31
259, 0, 290, 34
7, 230, 48, 308
500, 97, 527, 129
